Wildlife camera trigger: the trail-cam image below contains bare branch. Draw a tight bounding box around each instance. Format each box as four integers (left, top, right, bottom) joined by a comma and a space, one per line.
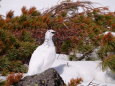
43, 1, 95, 16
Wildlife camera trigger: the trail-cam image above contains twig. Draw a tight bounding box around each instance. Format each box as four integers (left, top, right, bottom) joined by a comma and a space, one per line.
87, 80, 100, 86
43, 1, 94, 15
63, 22, 69, 29
57, 54, 60, 59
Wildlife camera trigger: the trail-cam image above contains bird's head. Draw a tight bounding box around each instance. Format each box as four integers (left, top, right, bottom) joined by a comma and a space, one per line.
45, 29, 56, 39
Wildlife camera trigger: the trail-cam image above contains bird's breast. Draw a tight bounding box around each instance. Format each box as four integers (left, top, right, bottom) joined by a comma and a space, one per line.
43, 46, 56, 65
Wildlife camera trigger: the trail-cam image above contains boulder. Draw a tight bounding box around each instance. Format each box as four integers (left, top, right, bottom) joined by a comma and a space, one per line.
15, 68, 65, 86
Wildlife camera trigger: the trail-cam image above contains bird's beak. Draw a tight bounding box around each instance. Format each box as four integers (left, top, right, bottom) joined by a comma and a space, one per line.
52, 31, 56, 34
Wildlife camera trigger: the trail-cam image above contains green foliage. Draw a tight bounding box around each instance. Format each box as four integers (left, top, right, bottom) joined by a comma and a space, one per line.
7, 48, 19, 61
21, 30, 35, 42
99, 34, 115, 72
98, 34, 115, 60
0, 81, 6, 86
101, 55, 115, 72
17, 42, 37, 61
6, 40, 37, 61
77, 44, 94, 53
0, 29, 19, 55
69, 55, 77, 61
0, 57, 27, 75
0, 28, 37, 74
61, 40, 72, 54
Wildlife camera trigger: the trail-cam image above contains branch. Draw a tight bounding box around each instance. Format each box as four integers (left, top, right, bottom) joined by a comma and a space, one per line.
87, 80, 100, 86
43, 1, 94, 16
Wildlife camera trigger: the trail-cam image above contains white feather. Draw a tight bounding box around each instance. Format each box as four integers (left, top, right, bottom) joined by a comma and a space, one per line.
27, 30, 56, 76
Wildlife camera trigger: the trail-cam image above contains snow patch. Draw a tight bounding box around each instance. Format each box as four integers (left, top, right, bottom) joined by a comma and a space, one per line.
103, 31, 115, 37
52, 59, 115, 85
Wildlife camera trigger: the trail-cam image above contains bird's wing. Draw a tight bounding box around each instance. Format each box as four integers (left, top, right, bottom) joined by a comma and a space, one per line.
28, 45, 52, 67
29, 45, 47, 63
28, 45, 56, 75
28, 45, 49, 74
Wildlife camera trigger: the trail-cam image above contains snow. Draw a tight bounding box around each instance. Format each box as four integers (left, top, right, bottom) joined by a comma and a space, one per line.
52, 55, 115, 86
0, 76, 6, 82
27, 30, 56, 76
56, 54, 69, 61
103, 31, 115, 37
0, 54, 115, 86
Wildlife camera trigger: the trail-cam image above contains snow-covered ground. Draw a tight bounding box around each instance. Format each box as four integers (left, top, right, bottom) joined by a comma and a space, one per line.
0, 54, 115, 86
52, 54, 115, 86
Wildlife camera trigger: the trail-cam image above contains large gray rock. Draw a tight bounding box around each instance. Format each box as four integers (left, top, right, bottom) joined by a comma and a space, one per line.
15, 68, 65, 86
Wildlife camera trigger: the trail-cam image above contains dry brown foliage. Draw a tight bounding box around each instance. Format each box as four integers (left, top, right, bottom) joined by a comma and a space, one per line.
68, 78, 83, 86
6, 10, 14, 19
5, 73, 23, 86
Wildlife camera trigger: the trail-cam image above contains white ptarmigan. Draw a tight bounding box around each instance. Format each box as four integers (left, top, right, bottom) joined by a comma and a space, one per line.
27, 30, 56, 76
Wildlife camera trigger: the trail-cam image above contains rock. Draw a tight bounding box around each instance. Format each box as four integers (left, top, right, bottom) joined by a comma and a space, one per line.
15, 68, 65, 86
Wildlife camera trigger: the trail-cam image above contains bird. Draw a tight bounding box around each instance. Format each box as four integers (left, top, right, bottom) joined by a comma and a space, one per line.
27, 29, 56, 76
